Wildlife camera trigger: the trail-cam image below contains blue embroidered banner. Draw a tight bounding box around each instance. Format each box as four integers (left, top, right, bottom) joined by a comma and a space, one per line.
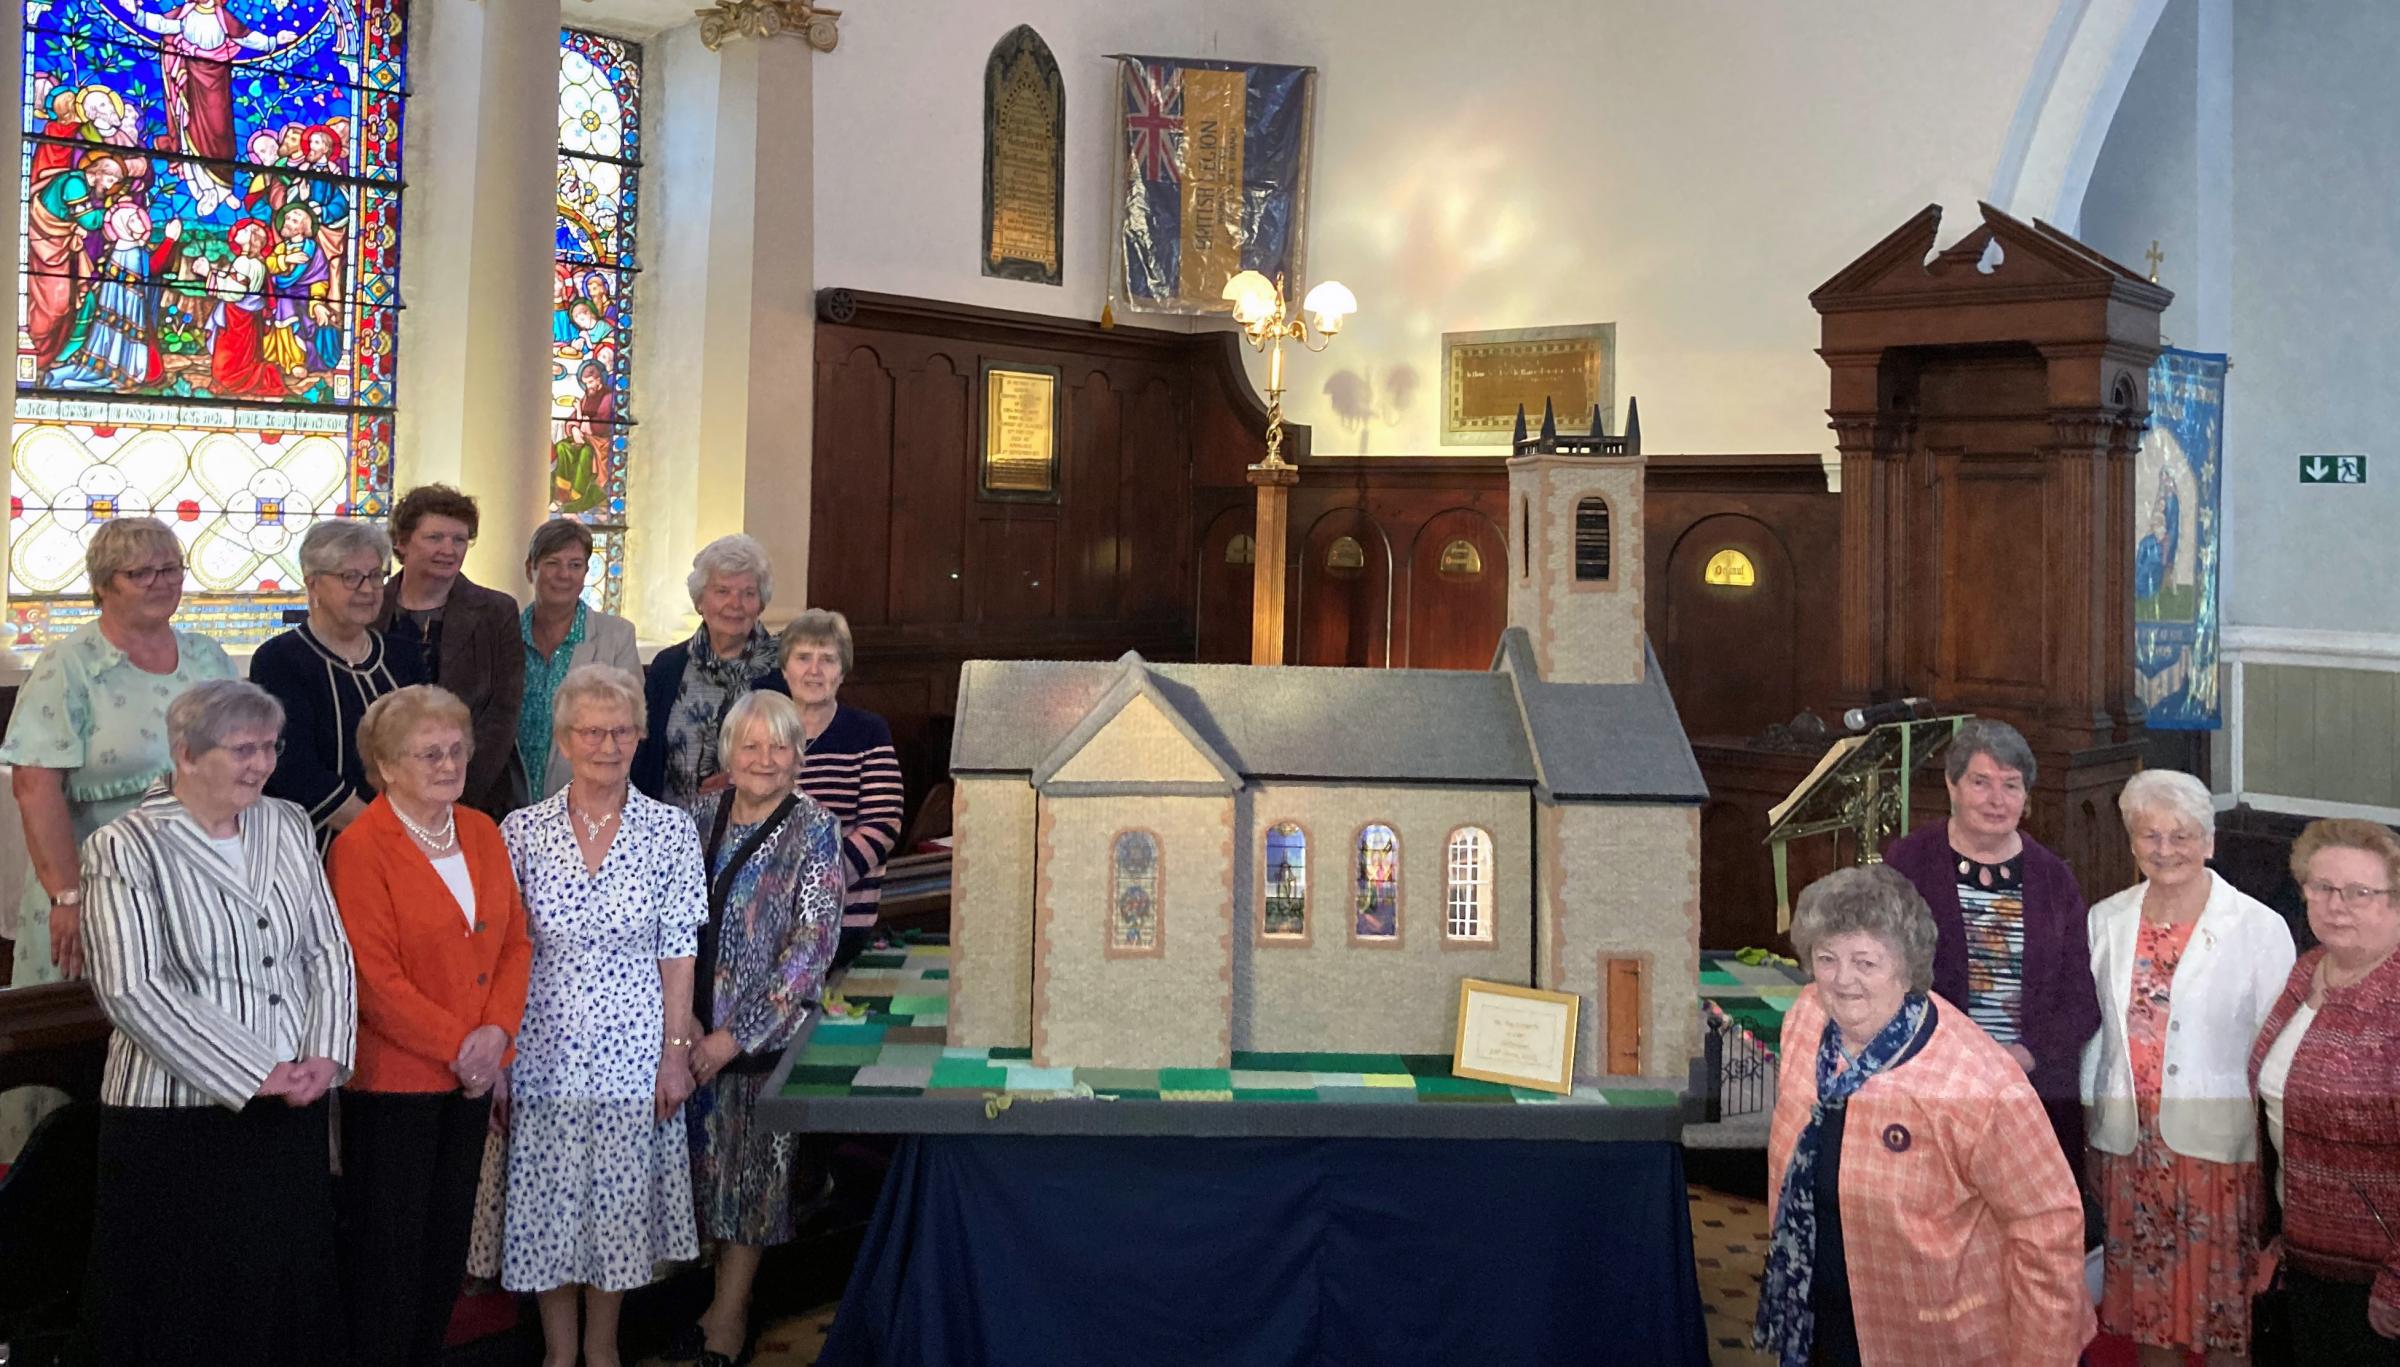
1115, 57, 1315, 315
2135, 348, 2226, 730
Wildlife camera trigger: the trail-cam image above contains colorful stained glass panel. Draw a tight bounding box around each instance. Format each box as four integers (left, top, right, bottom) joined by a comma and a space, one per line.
1355, 824, 1399, 939
1264, 821, 1306, 937
553, 28, 638, 613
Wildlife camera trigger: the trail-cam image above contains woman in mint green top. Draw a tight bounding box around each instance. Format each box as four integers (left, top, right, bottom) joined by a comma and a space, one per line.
2, 518, 233, 987
519, 520, 639, 799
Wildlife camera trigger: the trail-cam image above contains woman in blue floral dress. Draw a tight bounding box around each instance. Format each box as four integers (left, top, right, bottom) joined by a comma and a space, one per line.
499, 664, 705, 1367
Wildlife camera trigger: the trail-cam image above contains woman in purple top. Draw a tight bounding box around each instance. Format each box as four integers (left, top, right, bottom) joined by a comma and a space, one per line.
1883, 717, 2098, 1172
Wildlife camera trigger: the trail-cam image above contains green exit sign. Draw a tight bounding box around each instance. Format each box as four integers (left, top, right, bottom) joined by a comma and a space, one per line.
2302, 454, 2367, 484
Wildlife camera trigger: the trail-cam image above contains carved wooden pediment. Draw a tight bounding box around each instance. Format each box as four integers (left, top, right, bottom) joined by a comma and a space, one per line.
1812, 202, 2172, 313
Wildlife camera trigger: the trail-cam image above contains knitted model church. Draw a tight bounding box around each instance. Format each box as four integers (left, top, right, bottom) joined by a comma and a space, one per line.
945, 404, 1706, 1089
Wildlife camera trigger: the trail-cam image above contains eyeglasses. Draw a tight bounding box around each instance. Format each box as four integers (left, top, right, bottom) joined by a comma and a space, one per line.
220, 739, 287, 763
2133, 829, 2205, 850
569, 725, 638, 749
406, 743, 468, 769
2303, 879, 2394, 907
119, 562, 186, 587
315, 568, 387, 591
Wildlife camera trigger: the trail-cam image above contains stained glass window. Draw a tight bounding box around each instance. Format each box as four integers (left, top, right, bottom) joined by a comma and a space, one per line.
1355, 823, 1399, 940
1110, 829, 1160, 953
1445, 826, 1492, 941
13, 0, 407, 646
552, 27, 639, 612
1263, 821, 1306, 938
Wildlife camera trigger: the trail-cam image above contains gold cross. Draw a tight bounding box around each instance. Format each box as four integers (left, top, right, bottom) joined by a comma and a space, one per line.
2144, 240, 2165, 283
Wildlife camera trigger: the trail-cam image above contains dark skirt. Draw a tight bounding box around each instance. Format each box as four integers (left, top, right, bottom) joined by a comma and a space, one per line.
337, 1088, 493, 1367
2285, 1265, 2400, 1366
85, 1098, 345, 1367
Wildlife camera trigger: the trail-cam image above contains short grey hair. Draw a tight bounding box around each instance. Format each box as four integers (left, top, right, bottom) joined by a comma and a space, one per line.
1945, 717, 2037, 788
779, 608, 854, 675
524, 518, 596, 571
85, 517, 181, 603
720, 689, 806, 763
299, 519, 392, 577
1789, 865, 1937, 995
686, 534, 774, 609
2119, 768, 2214, 837
167, 679, 285, 758
551, 663, 645, 742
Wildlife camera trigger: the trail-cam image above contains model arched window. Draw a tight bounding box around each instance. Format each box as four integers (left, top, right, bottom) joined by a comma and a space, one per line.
1445, 827, 1493, 941
12, 0, 409, 644
1110, 830, 1160, 952
1354, 823, 1399, 940
554, 28, 643, 610
1574, 496, 1611, 581
1263, 821, 1306, 938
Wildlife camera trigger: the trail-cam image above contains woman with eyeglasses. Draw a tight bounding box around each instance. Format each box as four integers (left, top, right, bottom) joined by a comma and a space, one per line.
2250, 818, 2400, 1362
2083, 770, 2293, 1366
2, 518, 232, 993
327, 685, 532, 1367
250, 519, 425, 845
500, 664, 704, 1367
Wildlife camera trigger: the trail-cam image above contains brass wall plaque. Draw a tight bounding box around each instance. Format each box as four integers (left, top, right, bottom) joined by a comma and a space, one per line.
981, 360, 1061, 500
1441, 323, 1616, 445
983, 26, 1064, 286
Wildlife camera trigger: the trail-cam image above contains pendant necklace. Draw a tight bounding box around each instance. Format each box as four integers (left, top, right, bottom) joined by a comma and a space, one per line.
569, 785, 621, 841
394, 801, 457, 854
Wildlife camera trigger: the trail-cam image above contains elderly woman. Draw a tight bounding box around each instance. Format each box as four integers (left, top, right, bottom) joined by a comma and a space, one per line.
2083, 770, 2294, 1366
374, 485, 527, 818
328, 685, 534, 1367
632, 534, 789, 807
2251, 819, 2400, 1363
1755, 865, 2092, 1365
520, 519, 639, 801
501, 664, 705, 1367
781, 609, 905, 968
668, 690, 843, 1366
1885, 717, 2098, 1168
3, 518, 232, 993
79, 679, 357, 1366
250, 519, 424, 842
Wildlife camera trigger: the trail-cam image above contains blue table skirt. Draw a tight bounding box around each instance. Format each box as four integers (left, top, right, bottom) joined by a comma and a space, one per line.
817, 1134, 1711, 1367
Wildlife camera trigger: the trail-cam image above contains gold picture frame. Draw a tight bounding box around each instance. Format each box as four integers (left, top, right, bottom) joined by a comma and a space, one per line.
980, 360, 1061, 501
1452, 977, 1579, 1094
1441, 323, 1615, 446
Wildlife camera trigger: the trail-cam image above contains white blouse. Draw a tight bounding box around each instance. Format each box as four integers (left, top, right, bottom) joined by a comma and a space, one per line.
2257, 1002, 2318, 1201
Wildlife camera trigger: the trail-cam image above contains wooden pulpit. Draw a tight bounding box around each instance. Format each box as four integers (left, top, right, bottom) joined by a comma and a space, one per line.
1812, 202, 2173, 894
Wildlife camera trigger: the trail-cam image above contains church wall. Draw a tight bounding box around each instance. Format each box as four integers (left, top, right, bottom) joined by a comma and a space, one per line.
1242, 782, 1531, 1058
2077, 0, 2199, 348
812, 2, 2054, 458
1543, 803, 1701, 1083
946, 775, 1038, 1049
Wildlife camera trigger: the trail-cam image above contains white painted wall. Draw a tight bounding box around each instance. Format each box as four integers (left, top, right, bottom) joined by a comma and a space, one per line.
811, 0, 2057, 457
2078, 0, 2198, 345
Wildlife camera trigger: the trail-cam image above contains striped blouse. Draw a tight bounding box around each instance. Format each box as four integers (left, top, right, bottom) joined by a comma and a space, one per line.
797, 704, 905, 931
79, 785, 358, 1111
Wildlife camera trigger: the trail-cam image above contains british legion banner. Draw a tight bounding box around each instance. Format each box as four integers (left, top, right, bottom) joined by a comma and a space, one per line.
2135, 347, 2226, 730
1114, 56, 1316, 315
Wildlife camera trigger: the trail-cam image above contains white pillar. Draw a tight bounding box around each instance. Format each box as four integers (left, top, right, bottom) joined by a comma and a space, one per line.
396, 0, 555, 587
634, 15, 817, 639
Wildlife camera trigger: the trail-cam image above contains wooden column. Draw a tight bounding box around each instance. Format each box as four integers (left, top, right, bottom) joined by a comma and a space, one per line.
1248, 461, 1300, 664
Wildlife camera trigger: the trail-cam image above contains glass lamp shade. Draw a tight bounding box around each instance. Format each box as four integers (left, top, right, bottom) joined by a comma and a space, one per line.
1302, 279, 1357, 334
1221, 269, 1279, 326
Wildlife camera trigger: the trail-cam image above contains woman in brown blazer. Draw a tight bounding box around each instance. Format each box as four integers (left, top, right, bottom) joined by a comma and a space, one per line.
328, 684, 533, 1367
374, 484, 528, 819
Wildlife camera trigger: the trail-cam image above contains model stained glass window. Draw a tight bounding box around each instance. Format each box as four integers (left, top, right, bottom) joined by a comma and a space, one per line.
1445, 826, 1493, 941
1355, 823, 1399, 940
1110, 830, 1160, 952
1263, 821, 1306, 938
13, 0, 407, 645
552, 27, 639, 612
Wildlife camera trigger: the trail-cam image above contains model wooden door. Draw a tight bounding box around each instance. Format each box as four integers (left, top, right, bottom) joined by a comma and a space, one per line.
1605, 958, 1644, 1075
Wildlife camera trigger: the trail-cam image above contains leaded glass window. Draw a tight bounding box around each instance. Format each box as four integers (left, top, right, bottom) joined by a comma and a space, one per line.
552, 27, 639, 612
1445, 826, 1492, 941
13, 0, 407, 645
1263, 821, 1305, 938
1355, 823, 1398, 940
1110, 829, 1160, 953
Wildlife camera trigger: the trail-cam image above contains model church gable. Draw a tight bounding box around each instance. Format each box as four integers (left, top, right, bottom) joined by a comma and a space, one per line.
1033, 655, 1241, 796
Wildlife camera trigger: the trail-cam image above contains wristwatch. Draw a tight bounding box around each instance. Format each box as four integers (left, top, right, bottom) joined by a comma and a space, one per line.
48, 887, 81, 908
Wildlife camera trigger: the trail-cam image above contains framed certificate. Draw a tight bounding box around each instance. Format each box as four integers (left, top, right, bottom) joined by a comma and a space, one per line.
981, 360, 1062, 500
1452, 978, 1579, 1094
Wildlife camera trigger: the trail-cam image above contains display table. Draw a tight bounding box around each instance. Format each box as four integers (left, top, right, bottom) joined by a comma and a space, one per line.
779, 942, 1712, 1366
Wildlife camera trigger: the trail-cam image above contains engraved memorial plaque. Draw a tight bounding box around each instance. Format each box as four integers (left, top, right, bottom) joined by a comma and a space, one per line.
981, 361, 1061, 499
1441, 323, 1616, 445
983, 26, 1064, 286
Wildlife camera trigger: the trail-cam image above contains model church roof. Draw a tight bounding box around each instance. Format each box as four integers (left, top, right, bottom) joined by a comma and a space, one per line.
951, 628, 1706, 804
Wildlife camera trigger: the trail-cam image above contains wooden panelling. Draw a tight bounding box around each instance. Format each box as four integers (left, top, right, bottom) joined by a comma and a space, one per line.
810, 344, 895, 625
1941, 457, 2049, 699
2244, 664, 2400, 806
1060, 369, 1123, 619
1295, 506, 1392, 668
890, 354, 971, 624
1403, 508, 1508, 671
1194, 504, 1256, 664
1120, 376, 1188, 619
972, 516, 1058, 621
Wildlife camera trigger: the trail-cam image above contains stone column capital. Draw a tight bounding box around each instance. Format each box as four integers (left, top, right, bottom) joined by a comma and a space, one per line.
696, 0, 841, 54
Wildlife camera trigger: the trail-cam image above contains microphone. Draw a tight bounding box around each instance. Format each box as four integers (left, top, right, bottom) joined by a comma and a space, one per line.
1843, 697, 1936, 732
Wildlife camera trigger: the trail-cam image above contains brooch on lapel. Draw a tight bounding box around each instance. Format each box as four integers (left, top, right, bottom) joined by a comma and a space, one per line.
1881, 1123, 1912, 1153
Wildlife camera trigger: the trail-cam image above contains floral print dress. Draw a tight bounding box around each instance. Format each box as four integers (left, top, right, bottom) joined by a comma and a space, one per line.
2096, 917, 2262, 1352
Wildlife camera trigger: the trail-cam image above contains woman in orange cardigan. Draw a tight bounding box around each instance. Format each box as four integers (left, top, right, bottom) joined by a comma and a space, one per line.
328, 685, 532, 1367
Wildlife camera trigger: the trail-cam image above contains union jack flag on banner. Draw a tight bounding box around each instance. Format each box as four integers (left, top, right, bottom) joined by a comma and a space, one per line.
1114, 56, 1317, 315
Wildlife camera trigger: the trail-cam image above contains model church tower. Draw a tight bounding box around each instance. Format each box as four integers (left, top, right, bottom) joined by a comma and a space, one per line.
1508, 397, 1646, 685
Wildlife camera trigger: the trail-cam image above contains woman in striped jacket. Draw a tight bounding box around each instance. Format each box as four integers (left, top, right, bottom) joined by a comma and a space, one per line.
778, 610, 905, 969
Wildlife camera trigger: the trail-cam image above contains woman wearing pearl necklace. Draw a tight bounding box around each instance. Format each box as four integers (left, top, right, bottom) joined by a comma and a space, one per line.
326, 685, 532, 1367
